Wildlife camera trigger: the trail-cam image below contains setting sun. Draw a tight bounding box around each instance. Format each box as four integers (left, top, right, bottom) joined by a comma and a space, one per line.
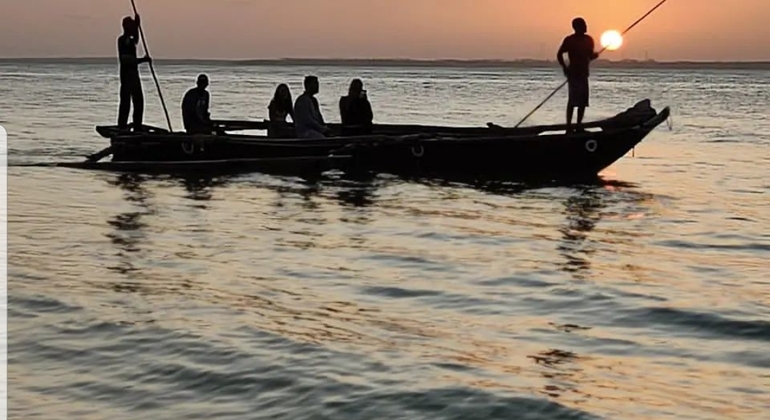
601, 30, 624, 51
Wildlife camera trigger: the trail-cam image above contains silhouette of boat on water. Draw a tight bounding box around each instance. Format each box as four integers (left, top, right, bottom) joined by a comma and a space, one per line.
65, 99, 669, 181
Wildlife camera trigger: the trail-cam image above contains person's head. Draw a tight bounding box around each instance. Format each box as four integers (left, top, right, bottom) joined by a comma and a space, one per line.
304, 75, 319, 95
271, 83, 293, 109
572, 17, 587, 34
122, 16, 137, 35
275, 83, 291, 100
348, 78, 364, 97
196, 74, 209, 90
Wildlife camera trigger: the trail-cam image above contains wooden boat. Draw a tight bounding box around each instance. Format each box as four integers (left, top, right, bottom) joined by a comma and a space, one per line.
90, 99, 670, 179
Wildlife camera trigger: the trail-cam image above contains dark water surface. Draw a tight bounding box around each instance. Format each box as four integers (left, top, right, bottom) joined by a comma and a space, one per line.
4, 63, 770, 419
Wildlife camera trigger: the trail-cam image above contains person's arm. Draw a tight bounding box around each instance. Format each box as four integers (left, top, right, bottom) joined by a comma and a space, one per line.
131, 16, 152, 65
136, 36, 152, 65
316, 99, 326, 126
590, 37, 599, 60
363, 98, 373, 124
556, 39, 569, 76
277, 100, 294, 122
339, 97, 349, 125
293, 96, 307, 122
198, 92, 211, 123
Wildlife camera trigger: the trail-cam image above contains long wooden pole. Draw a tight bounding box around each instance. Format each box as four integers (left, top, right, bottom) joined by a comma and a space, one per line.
513, 0, 669, 128
130, 0, 173, 132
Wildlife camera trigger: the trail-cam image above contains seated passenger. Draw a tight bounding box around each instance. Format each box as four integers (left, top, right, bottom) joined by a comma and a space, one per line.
181, 74, 212, 134
293, 75, 331, 139
267, 83, 295, 138
339, 78, 373, 136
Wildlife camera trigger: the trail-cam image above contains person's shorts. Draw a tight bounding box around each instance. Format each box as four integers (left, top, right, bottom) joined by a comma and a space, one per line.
568, 77, 589, 108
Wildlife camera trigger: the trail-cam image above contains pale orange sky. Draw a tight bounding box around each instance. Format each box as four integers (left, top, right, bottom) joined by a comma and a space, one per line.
2, 0, 768, 61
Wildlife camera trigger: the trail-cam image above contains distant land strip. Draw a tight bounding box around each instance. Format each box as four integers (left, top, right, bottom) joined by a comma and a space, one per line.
1, 57, 769, 70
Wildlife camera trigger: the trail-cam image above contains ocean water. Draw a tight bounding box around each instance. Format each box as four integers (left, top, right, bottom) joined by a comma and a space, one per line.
3, 62, 770, 419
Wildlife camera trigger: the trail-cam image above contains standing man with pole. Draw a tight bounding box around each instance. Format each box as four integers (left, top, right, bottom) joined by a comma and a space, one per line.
117, 14, 152, 132
515, 0, 669, 129
557, 17, 598, 134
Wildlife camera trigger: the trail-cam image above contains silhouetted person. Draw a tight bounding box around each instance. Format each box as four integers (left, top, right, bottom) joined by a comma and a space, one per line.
293, 75, 331, 139
181, 74, 212, 134
117, 15, 152, 131
267, 83, 295, 138
557, 17, 599, 133
339, 78, 374, 136
269, 84, 295, 123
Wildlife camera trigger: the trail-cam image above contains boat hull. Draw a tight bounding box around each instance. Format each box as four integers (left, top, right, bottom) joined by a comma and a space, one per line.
90, 100, 670, 180
57, 155, 351, 176
339, 115, 665, 180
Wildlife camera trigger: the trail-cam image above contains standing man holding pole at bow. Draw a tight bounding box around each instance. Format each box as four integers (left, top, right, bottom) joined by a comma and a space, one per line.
557, 17, 598, 134
515, 0, 669, 129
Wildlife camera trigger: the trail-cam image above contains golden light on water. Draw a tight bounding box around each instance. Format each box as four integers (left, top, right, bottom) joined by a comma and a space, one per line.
601, 30, 624, 51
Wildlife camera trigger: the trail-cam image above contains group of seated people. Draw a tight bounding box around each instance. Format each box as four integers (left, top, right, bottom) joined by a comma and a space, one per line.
267, 76, 374, 138
180, 74, 374, 138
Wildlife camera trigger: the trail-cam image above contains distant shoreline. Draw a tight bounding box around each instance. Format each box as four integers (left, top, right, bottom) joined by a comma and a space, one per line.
1, 57, 769, 70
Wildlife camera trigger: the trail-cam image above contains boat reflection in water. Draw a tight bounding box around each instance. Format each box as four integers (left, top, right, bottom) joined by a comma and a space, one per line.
177, 175, 234, 203
103, 173, 155, 283
98, 170, 656, 405
558, 187, 604, 281
101, 173, 236, 297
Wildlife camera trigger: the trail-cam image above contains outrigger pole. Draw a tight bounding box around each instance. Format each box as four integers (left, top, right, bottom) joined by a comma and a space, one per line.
130, 0, 173, 132
513, 0, 669, 128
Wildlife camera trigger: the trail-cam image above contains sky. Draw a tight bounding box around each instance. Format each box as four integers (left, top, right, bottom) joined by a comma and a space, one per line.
2, 0, 768, 61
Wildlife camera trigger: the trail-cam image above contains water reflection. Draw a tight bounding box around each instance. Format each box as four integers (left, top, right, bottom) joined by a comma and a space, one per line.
268, 179, 323, 211
103, 173, 155, 290
334, 182, 378, 208
528, 348, 584, 399
462, 177, 639, 282
260, 175, 379, 213
330, 180, 379, 235
92, 170, 656, 411
178, 175, 233, 203
98, 171, 648, 296
557, 188, 604, 281
411, 175, 618, 198
102, 173, 232, 296
297, 179, 322, 210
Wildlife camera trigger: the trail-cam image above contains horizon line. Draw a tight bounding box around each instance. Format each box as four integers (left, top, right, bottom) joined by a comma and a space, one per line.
1, 56, 769, 69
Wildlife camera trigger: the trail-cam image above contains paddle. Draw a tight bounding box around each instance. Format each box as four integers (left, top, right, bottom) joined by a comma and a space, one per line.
130, 0, 173, 132
513, 0, 669, 128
